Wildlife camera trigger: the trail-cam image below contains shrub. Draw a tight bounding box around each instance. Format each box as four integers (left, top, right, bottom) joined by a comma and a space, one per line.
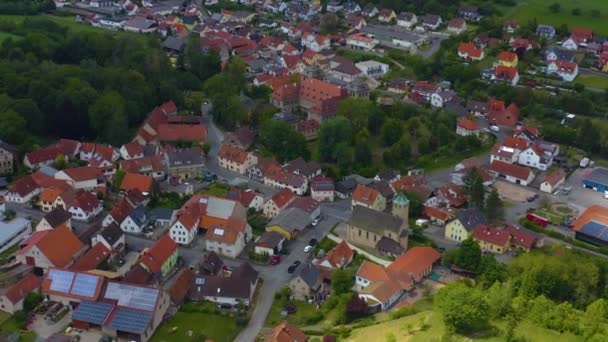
390, 306, 418, 320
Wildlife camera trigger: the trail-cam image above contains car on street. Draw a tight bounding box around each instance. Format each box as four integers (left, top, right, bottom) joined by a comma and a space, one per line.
287, 260, 301, 273
308, 238, 318, 246
271, 255, 281, 265
304, 245, 313, 253
490, 125, 500, 132
527, 193, 539, 202
311, 218, 320, 227
203, 171, 217, 182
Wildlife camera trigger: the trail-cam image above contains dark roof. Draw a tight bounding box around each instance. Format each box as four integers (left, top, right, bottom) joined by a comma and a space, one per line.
231, 262, 258, 283
168, 268, 194, 304
375, 237, 404, 255
348, 205, 403, 234
200, 251, 223, 275
369, 180, 395, 199
283, 158, 321, 178
296, 264, 321, 289
97, 222, 123, 247
149, 207, 174, 221
162, 37, 185, 52
336, 178, 357, 194
0, 140, 16, 154
189, 263, 258, 301
256, 231, 285, 248
43, 207, 71, 228
456, 208, 487, 231
585, 168, 608, 185
376, 169, 400, 181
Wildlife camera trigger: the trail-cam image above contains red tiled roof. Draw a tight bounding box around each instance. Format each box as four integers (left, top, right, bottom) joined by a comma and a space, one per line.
352, 184, 381, 206
218, 143, 249, 164
572, 205, 608, 231
70, 243, 110, 271
158, 124, 207, 142
503, 136, 529, 150
122, 142, 144, 157
448, 18, 465, 28
269, 188, 295, 209
25, 146, 62, 165
494, 65, 518, 80
489, 160, 532, 180
3, 275, 42, 305
571, 27, 593, 40
71, 191, 100, 214
553, 60, 578, 74
391, 176, 426, 192
120, 155, 165, 174
120, 173, 153, 193
288, 196, 320, 214
457, 118, 479, 131
56, 139, 81, 156
139, 234, 177, 273
423, 206, 450, 221
61, 166, 102, 182
347, 32, 375, 43
18, 225, 84, 268
543, 168, 565, 187
318, 241, 353, 268
388, 246, 441, 282
504, 224, 536, 249
473, 224, 511, 247
498, 51, 518, 62
8, 175, 39, 197
265, 322, 307, 342
168, 268, 194, 304
413, 81, 439, 94
458, 42, 483, 58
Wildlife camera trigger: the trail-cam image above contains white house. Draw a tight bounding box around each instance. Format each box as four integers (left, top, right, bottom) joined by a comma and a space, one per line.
301, 32, 330, 52
430, 90, 456, 108
311, 177, 335, 202
561, 38, 578, 50
264, 170, 308, 196
489, 160, 535, 186
355, 60, 389, 78
397, 12, 417, 28
54, 167, 101, 191
518, 145, 552, 171
540, 169, 566, 194
169, 213, 200, 245
91, 223, 125, 251
547, 60, 579, 82
5, 176, 40, 204
119, 205, 148, 234
69, 192, 103, 221
119, 142, 144, 160
456, 118, 480, 137
346, 32, 379, 51
0, 275, 42, 314
205, 225, 252, 258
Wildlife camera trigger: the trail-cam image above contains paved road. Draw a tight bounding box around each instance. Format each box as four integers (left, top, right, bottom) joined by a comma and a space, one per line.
6, 202, 103, 237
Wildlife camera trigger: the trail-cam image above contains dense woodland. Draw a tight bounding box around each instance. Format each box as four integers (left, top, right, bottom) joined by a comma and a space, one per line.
0, 18, 220, 148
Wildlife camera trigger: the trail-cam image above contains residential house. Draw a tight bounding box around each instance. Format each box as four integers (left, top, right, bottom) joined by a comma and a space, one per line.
326, 1, 343, 13
227, 189, 264, 212
23, 146, 63, 169
218, 144, 258, 175
264, 169, 308, 195
123, 17, 157, 33
301, 32, 330, 52
456, 118, 480, 136
361, 4, 379, 18
397, 12, 417, 28
457, 42, 484, 61
472, 224, 511, 254
157, 124, 207, 145
598, 51, 608, 72
16, 225, 85, 270
139, 235, 178, 279
169, 212, 200, 245
4, 175, 41, 204
120, 155, 166, 181
263, 188, 296, 218
493, 66, 520, 86
255, 231, 285, 256
120, 173, 154, 195
458, 5, 482, 22
316, 241, 354, 269
335, 178, 358, 199
68, 191, 103, 221
445, 208, 487, 242
518, 142, 553, 170
266, 207, 311, 240
0, 217, 32, 254
265, 323, 308, 342
489, 160, 535, 186
347, 205, 408, 256
378, 8, 396, 23
547, 60, 578, 82
283, 158, 321, 181
345, 15, 366, 30
41, 268, 104, 306
540, 168, 566, 193
190, 263, 258, 306
352, 184, 386, 211
295, 119, 320, 141
36, 207, 71, 231
430, 89, 456, 108
120, 205, 149, 234
288, 264, 328, 302
70, 243, 111, 272
503, 20, 519, 33
346, 32, 379, 51
434, 183, 467, 208
466, 100, 489, 116
39, 185, 71, 213
487, 99, 520, 127
91, 222, 125, 252
164, 147, 204, 180
119, 142, 144, 160
288, 196, 321, 221
205, 218, 252, 258
311, 176, 335, 202
356, 60, 389, 78
545, 48, 576, 63
223, 127, 255, 150
344, 2, 362, 15
0, 140, 16, 175
271, 78, 348, 122
54, 167, 102, 191
447, 18, 466, 34
411, 81, 439, 102
422, 206, 453, 226
513, 126, 540, 142
0, 275, 42, 314
421, 14, 443, 31
536, 24, 556, 39
497, 51, 518, 68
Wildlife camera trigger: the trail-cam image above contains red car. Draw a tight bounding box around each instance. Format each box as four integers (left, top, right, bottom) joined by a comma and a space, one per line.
271, 255, 281, 265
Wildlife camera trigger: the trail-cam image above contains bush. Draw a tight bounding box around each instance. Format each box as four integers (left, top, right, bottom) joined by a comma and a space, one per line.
390, 306, 418, 320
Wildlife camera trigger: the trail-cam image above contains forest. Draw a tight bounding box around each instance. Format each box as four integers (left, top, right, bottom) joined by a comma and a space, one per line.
0, 17, 220, 149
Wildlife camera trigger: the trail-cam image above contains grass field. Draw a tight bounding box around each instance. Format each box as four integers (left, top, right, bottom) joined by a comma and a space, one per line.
348, 310, 585, 342
0, 31, 20, 43
505, 0, 608, 36
0, 316, 37, 342
152, 308, 240, 342
0, 14, 145, 37
576, 74, 608, 90
265, 298, 322, 327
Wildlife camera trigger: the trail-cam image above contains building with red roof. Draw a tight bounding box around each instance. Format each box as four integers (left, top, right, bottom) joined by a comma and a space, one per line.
488, 99, 519, 127
540, 168, 566, 193
346, 32, 379, 51
472, 225, 511, 254
119, 142, 144, 160
457, 42, 484, 61
119, 155, 166, 180
70, 243, 111, 272
120, 173, 154, 194
423, 206, 453, 226
493, 65, 520, 85
157, 124, 207, 143
218, 144, 257, 175
0, 274, 42, 314
317, 241, 354, 269
17, 225, 85, 269
263, 188, 296, 218
68, 191, 103, 221
23, 146, 63, 169
139, 234, 178, 279
311, 176, 335, 202
5, 175, 41, 203
271, 78, 348, 123
497, 51, 518, 67
352, 184, 386, 212
264, 169, 308, 196
571, 27, 593, 43
54, 166, 102, 191
456, 118, 480, 136
547, 60, 579, 82
489, 160, 534, 186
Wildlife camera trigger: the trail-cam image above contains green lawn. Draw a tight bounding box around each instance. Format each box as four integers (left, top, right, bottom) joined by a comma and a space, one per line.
0, 31, 20, 43
0, 243, 20, 262
506, 0, 608, 36
152, 304, 241, 342
348, 310, 585, 342
197, 183, 229, 197
0, 14, 146, 37
265, 297, 323, 327
576, 74, 608, 90
0, 316, 37, 342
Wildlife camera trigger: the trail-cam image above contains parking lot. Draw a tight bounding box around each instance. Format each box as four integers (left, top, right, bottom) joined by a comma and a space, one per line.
494, 180, 536, 202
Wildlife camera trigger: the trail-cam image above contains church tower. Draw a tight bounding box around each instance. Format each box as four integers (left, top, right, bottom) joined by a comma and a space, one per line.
393, 191, 410, 248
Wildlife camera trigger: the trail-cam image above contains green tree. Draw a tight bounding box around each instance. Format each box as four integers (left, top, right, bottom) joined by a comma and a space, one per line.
455, 239, 482, 271
320, 13, 338, 34
464, 168, 485, 210
548, 2, 561, 13
0, 109, 26, 144
261, 121, 310, 162
435, 282, 488, 333
202, 142, 211, 157
485, 188, 504, 223
336, 98, 374, 131
54, 154, 67, 170
354, 141, 372, 166
582, 299, 608, 338
89, 90, 129, 145
485, 282, 512, 319
332, 269, 354, 295
318, 117, 353, 162
381, 119, 403, 146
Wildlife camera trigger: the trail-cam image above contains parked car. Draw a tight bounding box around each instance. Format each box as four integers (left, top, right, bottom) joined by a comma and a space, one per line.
287, 260, 301, 273
304, 245, 313, 253
204, 171, 217, 182
527, 193, 539, 202
271, 255, 281, 265
490, 125, 500, 132
308, 238, 318, 246
311, 218, 320, 227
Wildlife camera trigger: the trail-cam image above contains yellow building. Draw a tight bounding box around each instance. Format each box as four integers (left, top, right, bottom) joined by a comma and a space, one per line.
444, 208, 486, 242
472, 225, 511, 254
265, 207, 310, 240
497, 51, 518, 68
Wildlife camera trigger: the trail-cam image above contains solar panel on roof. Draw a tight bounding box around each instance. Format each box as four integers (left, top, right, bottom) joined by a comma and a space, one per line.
72, 301, 114, 325
109, 307, 153, 334
49, 269, 75, 293
104, 282, 159, 312
70, 273, 101, 298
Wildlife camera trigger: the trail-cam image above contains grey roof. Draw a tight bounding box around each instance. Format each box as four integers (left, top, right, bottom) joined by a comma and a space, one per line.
283, 158, 321, 178
166, 147, 204, 167
0, 140, 17, 153
38, 165, 58, 177
104, 282, 159, 311
348, 205, 402, 234
0, 177, 7, 188
268, 207, 311, 232
536, 24, 555, 33
444, 101, 469, 117
189, 263, 258, 301
336, 178, 357, 194
545, 48, 575, 62
98, 222, 123, 246
422, 14, 441, 25
149, 207, 174, 221
128, 205, 148, 226
375, 237, 403, 255
256, 231, 285, 248
125, 18, 156, 30
43, 207, 71, 228
162, 36, 185, 51
398, 12, 415, 21
362, 24, 425, 44
297, 264, 321, 289
456, 208, 487, 231
0, 217, 30, 245
584, 168, 608, 185
71, 300, 114, 325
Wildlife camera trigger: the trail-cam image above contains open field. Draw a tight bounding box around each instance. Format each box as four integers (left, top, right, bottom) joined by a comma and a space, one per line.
577, 74, 608, 90
0, 31, 20, 43
0, 14, 146, 37
505, 0, 608, 36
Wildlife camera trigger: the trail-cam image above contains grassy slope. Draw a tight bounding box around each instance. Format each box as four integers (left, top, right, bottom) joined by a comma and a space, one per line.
507, 0, 608, 36
152, 311, 240, 342
348, 310, 584, 342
